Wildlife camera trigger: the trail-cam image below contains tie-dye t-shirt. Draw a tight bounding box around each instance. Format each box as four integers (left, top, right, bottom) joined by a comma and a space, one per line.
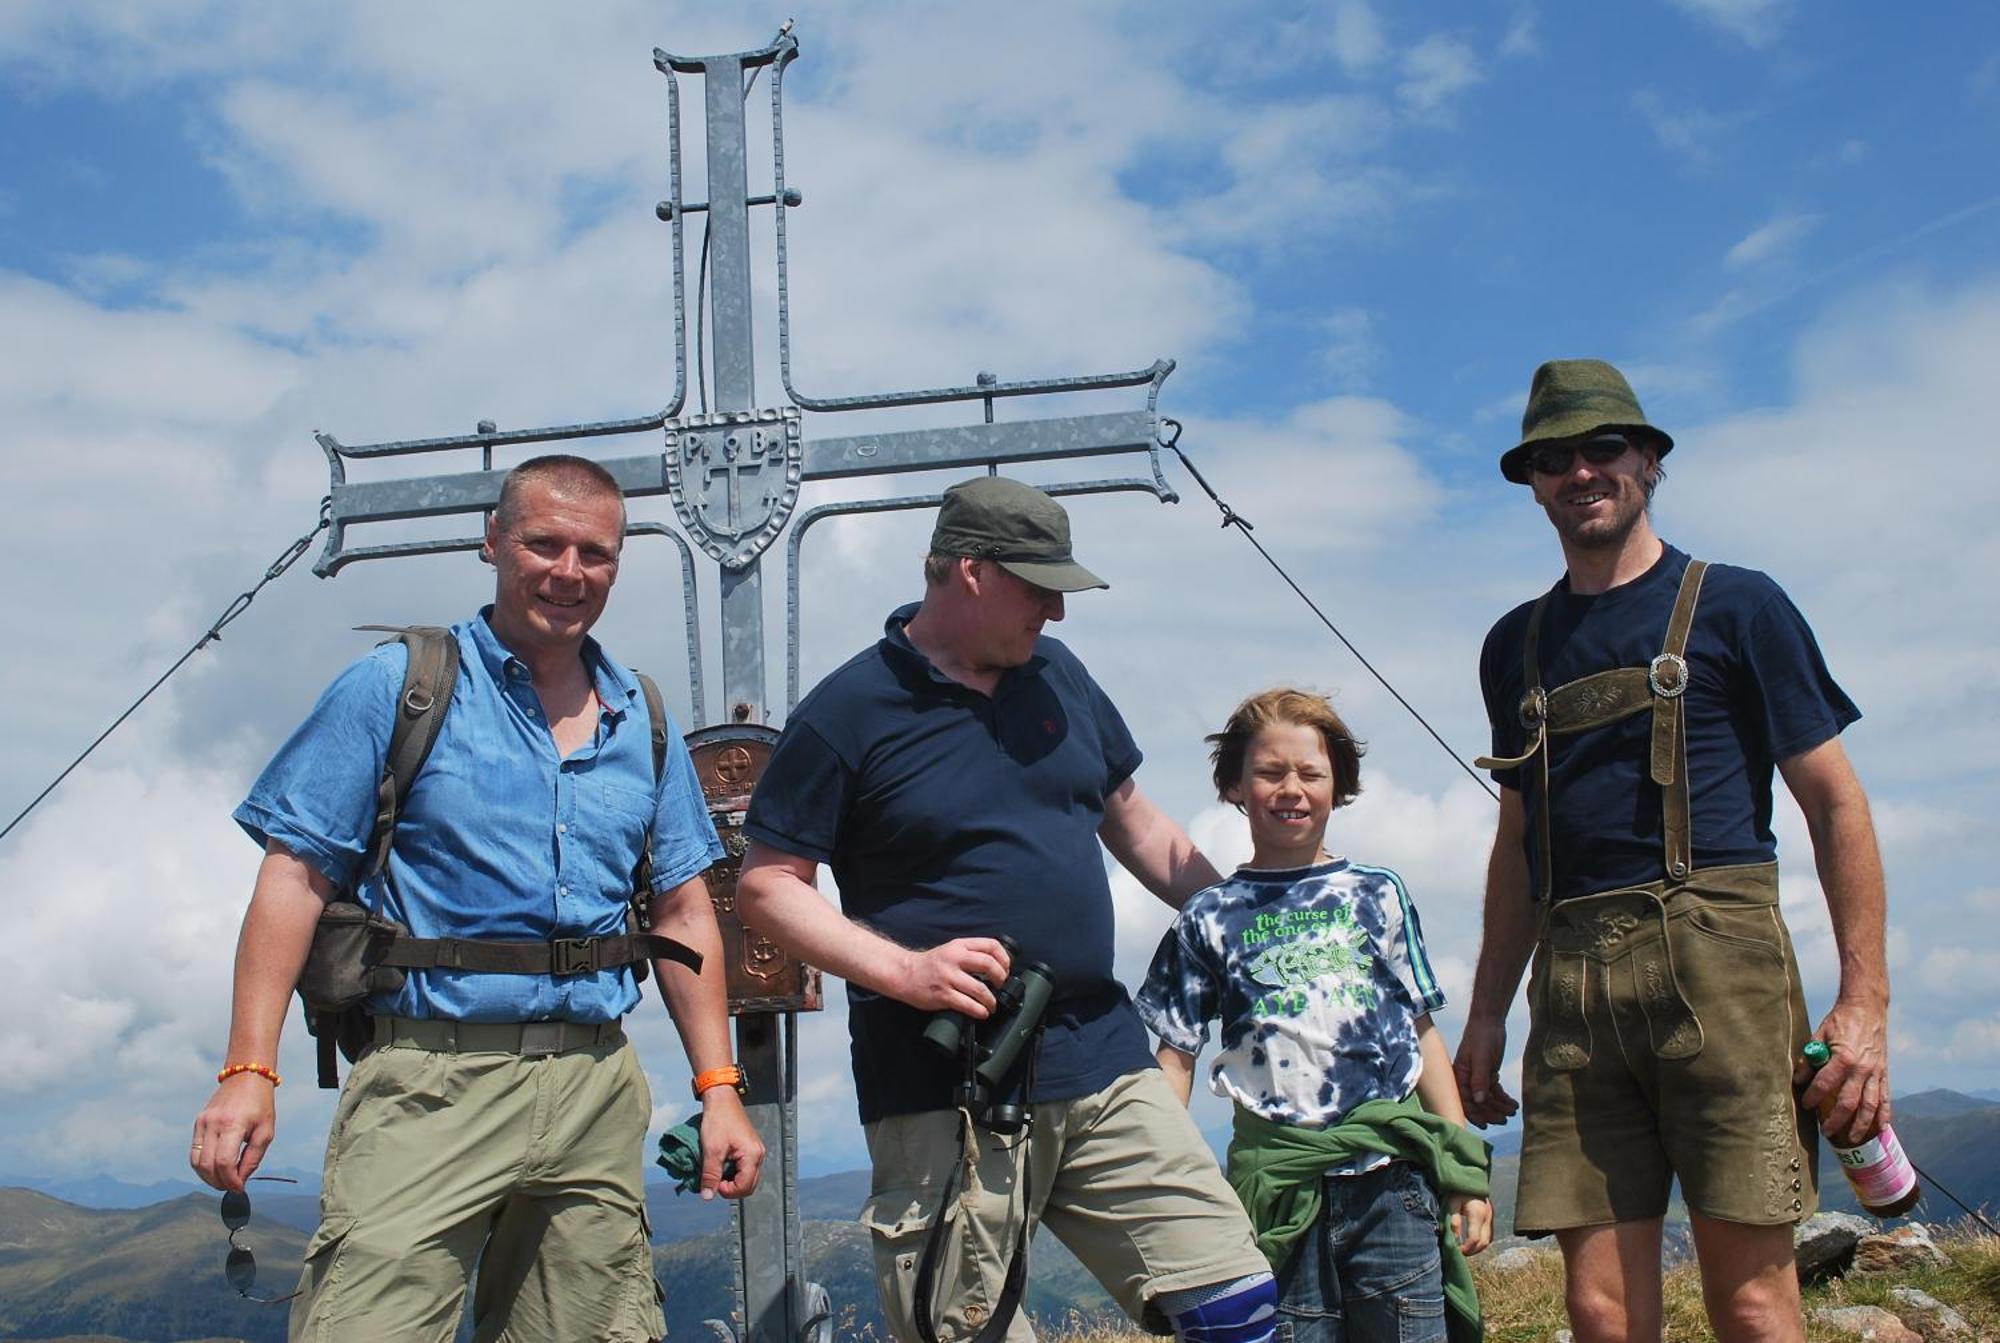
1137, 859, 1445, 1131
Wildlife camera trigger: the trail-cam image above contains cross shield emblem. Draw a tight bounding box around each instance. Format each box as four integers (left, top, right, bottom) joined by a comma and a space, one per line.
663, 406, 804, 570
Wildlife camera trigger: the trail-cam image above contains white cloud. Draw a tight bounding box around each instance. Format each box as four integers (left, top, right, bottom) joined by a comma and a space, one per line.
1499, 10, 1542, 60
1318, 307, 1382, 390
1328, 0, 1389, 73
1666, 0, 1794, 49
1631, 89, 1729, 164
1397, 35, 1486, 119
1724, 212, 1821, 268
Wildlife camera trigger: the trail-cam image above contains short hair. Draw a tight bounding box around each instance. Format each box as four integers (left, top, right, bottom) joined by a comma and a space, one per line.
922, 552, 957, 587
1206, 687, 1366, 808
494, 454, 626, 532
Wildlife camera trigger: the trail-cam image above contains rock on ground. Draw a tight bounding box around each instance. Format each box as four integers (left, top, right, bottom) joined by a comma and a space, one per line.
1886, 1285, 1972, 1340
1795, 1211, 1875, 1283
1487, 1246, 1543, 1273
1852, 1222, 1948, 1276
1810, 1304, 1923, 1342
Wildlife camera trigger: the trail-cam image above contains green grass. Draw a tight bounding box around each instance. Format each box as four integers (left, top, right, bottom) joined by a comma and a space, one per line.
1029, 1222, 2000, 1343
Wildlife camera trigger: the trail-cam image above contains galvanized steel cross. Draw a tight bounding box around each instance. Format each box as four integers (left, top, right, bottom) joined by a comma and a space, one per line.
311, 25, 1180, 1343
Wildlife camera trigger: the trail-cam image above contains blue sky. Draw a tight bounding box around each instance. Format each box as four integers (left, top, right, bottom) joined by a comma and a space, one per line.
1, 0, 1997, 1188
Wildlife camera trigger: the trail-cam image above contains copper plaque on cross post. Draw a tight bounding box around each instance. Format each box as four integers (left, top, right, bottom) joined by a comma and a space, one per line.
684, 724, 823, 1015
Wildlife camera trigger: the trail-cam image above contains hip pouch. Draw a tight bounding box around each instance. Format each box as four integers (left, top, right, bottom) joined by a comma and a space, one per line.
297, 899, 410, 1071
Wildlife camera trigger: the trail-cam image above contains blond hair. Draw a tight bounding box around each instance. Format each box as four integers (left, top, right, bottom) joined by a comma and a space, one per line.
1206, 687, 1365, 808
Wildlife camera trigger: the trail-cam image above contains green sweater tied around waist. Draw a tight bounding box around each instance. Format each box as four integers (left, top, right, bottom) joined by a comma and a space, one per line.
1227, 1093, 1492, 1343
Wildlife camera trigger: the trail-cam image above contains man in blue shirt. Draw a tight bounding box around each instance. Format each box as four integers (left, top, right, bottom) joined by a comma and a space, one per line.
1454, 361, 1892, 1343
190, 455, 763, 1341
738, 478, 1275, 1343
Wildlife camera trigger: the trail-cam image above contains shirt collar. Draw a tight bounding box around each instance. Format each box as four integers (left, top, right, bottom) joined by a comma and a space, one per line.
472, 607, 640, 714
879, 601, 1049, 689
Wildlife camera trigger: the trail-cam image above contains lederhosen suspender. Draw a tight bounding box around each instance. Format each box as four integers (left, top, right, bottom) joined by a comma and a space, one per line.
1477, 560, 1710, 900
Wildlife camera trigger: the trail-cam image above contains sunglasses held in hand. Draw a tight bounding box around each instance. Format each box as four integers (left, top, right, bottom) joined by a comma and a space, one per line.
220, 1175, 302, 1304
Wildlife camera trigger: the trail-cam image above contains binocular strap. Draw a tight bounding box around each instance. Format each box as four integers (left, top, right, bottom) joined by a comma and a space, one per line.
914, 1030, 1042, 1343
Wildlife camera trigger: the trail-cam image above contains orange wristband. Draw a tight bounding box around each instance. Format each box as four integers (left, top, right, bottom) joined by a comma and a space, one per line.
218, 1062, 282, 1088
692, 1064, 745, 1098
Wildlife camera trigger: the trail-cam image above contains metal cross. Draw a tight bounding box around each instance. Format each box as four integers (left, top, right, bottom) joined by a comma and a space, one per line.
310, 25, 1180, 1343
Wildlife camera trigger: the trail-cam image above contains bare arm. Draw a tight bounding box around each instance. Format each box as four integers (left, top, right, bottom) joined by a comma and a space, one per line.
1416, 1013, 1492, 1254
1780, 736, 1891, 1146
1452, 785, 1533, 1127
650, 873, 766, 1199
1155, 1042, 1197, 1106
191, 841, 331, 1192
1098, 777, 1223, 910
735, 841, 1009, 1016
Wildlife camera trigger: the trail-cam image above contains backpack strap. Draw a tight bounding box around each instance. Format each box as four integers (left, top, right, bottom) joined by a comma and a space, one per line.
632, 672, 669, 916
355, 625, 459, 881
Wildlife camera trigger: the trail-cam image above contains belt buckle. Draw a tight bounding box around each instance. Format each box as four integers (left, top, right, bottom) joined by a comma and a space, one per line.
1649, 652, 1689, 698
518, 1022, 565, 1056
551, 938, 597, 976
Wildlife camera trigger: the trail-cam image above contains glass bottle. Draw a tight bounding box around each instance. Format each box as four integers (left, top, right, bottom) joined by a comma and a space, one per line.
1801, 1040, 1920, 1217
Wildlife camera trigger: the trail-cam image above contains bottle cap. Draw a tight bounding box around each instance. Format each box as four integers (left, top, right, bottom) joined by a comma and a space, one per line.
1801, 1040, 1833, 1067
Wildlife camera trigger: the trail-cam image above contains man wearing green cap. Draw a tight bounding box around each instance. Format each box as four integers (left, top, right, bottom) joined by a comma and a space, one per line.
738, 476, 1276, 1343
1454, 360, 1893, 1342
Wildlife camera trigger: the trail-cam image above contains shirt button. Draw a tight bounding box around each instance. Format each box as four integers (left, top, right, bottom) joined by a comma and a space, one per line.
525, 706, 538, 717
558, 885, 568, 897
557, 823, 568, 834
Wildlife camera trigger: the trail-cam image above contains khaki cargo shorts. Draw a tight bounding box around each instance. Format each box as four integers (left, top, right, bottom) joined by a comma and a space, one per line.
289, 1019, 664, 1343
861, 1067, 1269, 1343
1516, 862, 1820, 1235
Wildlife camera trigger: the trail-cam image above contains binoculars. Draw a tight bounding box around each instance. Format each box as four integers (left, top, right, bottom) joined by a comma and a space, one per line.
921, 935, 1055, 1134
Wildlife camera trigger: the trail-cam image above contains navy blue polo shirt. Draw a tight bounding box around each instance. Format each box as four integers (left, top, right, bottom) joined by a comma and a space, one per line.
744, 604, 1154, 1123
1481, 545, 1859, 900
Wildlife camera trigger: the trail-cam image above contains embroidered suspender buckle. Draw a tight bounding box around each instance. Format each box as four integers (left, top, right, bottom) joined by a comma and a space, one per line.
1648, 652, 1690, 699
1518, 686, 1548, 731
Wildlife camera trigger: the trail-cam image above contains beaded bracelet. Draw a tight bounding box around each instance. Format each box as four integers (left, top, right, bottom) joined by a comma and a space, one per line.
218, 1062, 282, 1087
692, 1064, 745, 1098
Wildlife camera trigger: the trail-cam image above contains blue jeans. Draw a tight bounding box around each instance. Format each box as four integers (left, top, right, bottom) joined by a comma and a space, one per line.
1273, 1161, 1445, 1343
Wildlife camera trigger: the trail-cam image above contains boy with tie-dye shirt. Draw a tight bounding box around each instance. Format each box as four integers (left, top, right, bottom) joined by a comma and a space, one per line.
1137, 689, 1491, 1343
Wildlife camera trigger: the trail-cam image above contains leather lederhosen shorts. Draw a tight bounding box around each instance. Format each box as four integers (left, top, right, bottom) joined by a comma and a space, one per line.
1515, 861, 1820, 1234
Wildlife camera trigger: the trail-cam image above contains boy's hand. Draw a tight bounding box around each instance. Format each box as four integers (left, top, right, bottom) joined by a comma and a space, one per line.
1447, 1193, 1493, 1255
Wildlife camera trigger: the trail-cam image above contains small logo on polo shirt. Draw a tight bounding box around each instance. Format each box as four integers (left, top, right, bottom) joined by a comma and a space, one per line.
1043, 718, 1057, 735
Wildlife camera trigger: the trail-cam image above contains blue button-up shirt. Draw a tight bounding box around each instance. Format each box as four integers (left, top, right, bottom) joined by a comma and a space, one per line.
235, 610, 723, 1023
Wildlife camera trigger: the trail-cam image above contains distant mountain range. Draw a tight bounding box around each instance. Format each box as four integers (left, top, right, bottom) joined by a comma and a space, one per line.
2, 1090, 1992, 1342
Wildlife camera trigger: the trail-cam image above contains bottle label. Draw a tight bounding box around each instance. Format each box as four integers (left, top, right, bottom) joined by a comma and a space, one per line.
1834, 1124, 1917, 1209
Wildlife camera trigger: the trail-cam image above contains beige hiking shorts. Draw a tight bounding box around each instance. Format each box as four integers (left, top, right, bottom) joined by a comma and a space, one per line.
289, 1019, 664, 1343
860, 1067, 1269, 1343
1516, 863, 1820, 1235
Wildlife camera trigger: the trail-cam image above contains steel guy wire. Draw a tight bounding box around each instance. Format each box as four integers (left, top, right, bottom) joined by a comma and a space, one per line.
1158, 419, 1502, 805
0, 496, 334, 846
1908, 1157, 2000, 1239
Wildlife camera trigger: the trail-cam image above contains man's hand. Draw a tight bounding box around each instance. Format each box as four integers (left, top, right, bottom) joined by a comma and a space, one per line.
697, 1087, 767, 1201
1448, 1193, 1493, 1255
1799, 997, 1891, 1147
190, 1074, 277, 1193
892, 938, 1012, 1017
1452, 1015, 1518, 1129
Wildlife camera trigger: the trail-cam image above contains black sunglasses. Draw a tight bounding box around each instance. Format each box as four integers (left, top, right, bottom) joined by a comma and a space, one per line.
1527, 434, 1632, 476
220, 1175, 302, 1305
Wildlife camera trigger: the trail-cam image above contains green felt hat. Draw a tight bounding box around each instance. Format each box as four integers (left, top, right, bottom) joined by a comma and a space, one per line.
930, 476, 1108, 592
1502, 359, 1674, 484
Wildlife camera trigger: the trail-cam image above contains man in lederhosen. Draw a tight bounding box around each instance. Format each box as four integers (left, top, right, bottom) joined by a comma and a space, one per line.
1452, 360, 1892, 1342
